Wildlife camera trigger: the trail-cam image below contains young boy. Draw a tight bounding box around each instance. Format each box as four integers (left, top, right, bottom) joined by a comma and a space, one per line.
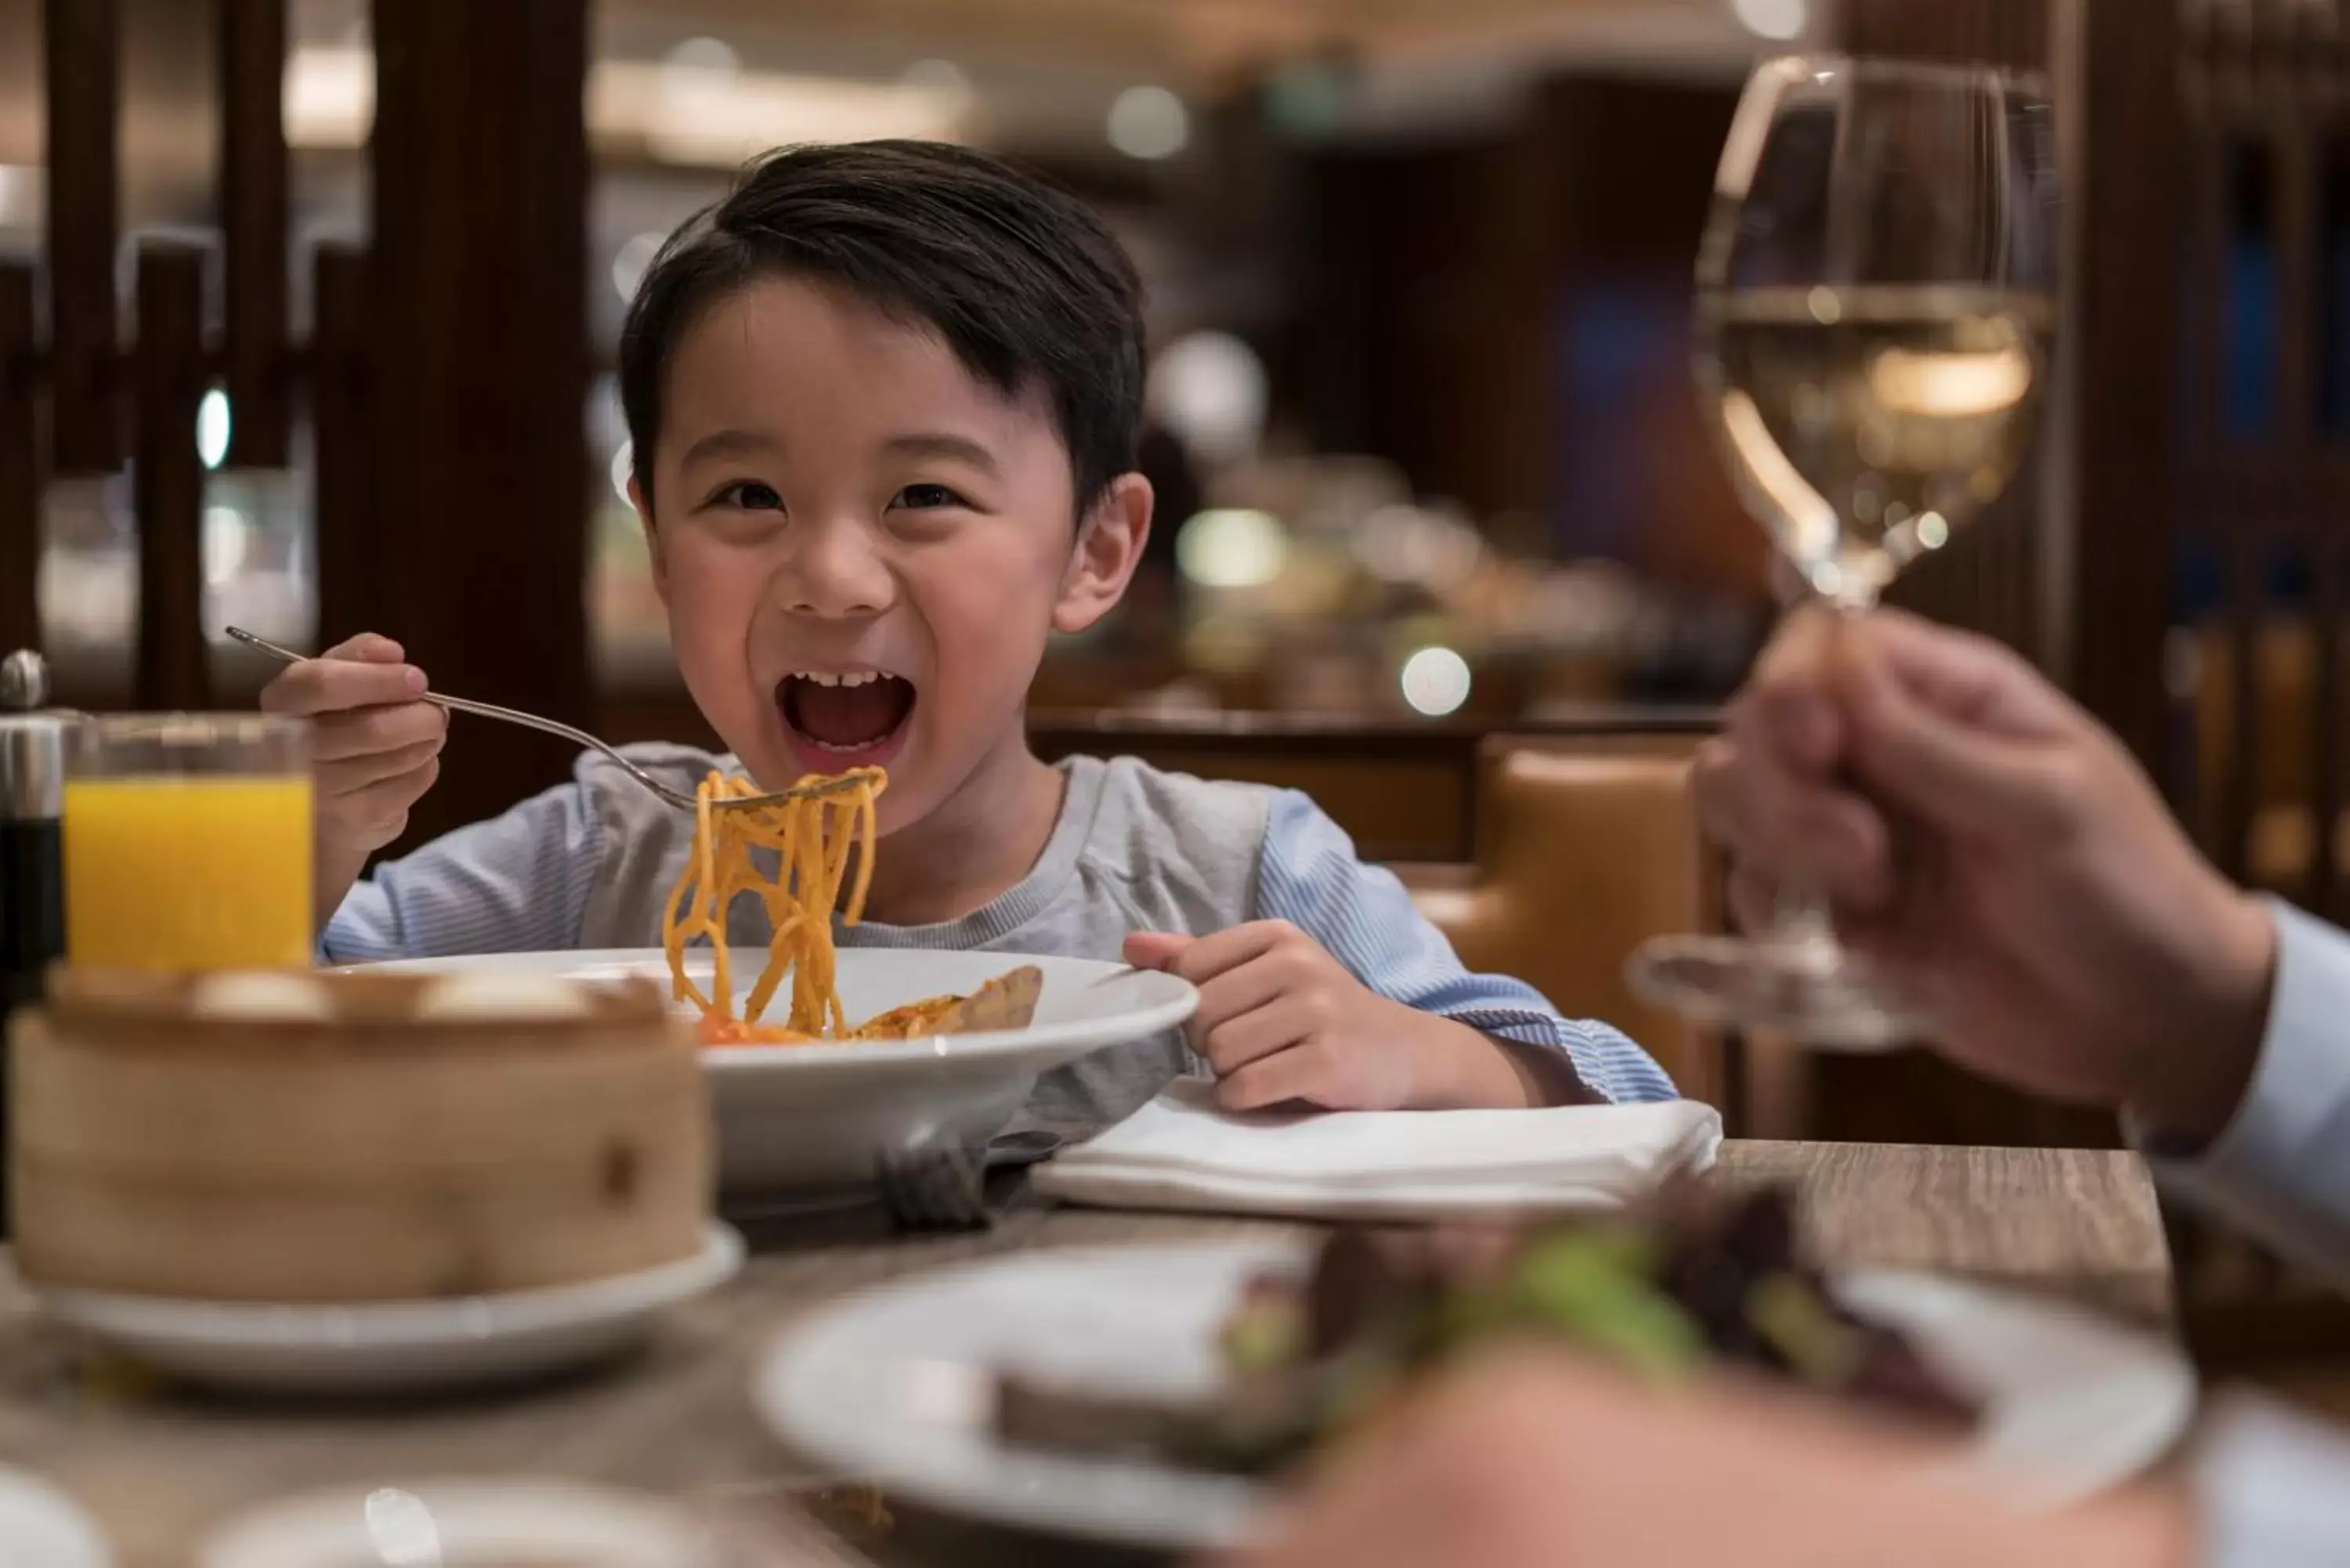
265, 141, 1675, 1136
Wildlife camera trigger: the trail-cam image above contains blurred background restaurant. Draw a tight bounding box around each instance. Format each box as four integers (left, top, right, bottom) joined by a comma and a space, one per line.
5, 0, 1808, 744
0, 0, 2338, 1171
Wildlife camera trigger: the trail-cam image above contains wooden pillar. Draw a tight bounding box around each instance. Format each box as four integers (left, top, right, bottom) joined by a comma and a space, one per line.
131, 244, 208, 712
368, 0, 590, 841
2052, 0, 2179, 781
219, 0, 290, 470
311, 245, 378, 650
43, 0, 121, 476
0, 266, 37, 659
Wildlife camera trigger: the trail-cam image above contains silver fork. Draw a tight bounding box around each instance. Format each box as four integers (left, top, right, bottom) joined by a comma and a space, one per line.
226, 627, 869, 813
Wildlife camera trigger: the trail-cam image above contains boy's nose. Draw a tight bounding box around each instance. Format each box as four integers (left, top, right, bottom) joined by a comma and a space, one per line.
781, 517, 894, 617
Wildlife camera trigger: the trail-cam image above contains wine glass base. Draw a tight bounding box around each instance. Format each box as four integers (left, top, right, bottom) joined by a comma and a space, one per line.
1627, 934, 1930, 1051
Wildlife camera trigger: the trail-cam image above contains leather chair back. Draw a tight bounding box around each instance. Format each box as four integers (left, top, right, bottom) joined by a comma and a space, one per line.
1405, 735, 1722, 1104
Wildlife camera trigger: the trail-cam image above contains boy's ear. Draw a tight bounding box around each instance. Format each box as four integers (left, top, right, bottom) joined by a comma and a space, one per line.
1053, 472, 1153, 634
628, 475, 670, 604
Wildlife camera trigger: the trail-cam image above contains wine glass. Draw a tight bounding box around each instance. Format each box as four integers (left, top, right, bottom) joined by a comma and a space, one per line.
1627, 56, 2060, 1047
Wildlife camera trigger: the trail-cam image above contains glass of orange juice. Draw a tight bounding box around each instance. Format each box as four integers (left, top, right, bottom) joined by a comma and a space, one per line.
63, 714, 313, 972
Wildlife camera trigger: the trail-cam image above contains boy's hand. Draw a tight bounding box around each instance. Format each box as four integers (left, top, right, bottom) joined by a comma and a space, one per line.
1124, 923, 1553, 1112
258, 633, 448, 927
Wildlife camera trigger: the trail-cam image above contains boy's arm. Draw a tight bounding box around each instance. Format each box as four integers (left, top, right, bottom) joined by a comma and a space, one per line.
321, 776, 603, 963
1253, 789, 1678, 1106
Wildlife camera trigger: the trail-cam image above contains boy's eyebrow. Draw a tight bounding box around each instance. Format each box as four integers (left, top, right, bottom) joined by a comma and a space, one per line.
882, 432, 1001, 475
677, 428, 779, 467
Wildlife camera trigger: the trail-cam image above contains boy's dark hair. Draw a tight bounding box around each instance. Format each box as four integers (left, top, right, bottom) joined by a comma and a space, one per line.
620, 140, 1145, 516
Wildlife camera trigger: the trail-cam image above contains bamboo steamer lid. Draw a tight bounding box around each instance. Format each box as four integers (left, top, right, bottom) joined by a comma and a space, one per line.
10, 968, 710, 1302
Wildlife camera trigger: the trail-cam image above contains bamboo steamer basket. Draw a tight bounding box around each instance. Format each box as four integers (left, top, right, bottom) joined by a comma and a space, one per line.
10, 968, 709, 1302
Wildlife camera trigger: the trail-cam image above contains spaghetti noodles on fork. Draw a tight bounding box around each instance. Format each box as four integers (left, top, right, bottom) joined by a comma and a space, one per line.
660, 768, 886, 1042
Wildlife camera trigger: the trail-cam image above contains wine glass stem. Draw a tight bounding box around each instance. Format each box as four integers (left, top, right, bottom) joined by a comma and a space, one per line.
1770, 883, 1842, 963
1767, 584, 1874, 956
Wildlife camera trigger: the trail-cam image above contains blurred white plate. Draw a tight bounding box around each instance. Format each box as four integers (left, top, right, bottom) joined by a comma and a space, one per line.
16, 1224, 741, 1396
0, 1469, 108, 1568
754, 1240, 2197, 1552
363, 950, 1198, 1192
201, 1479, 717, 1568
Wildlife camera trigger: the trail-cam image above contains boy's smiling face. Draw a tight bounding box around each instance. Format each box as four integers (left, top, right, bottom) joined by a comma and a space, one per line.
637, 273, 1148, 836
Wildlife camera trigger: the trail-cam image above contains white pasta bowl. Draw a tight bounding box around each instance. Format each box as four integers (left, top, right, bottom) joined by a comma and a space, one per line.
360, 949, 1198, 1192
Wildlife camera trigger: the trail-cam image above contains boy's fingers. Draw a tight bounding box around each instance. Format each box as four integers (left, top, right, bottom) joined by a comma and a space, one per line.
1154, 923, 1291, 987
322, 632, 407, 664
1216, 1046, 1322, 1113
1185, 956, 1291, 1042
263, 658, 428, 717
309, 702, 448, 764
1123, 931, 1191, 971
318, 734, 447, 794
1201, 996, 1311, 1075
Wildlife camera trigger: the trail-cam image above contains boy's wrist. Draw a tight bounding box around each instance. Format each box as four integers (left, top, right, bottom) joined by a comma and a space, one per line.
313, 840, 371, 937
1402, 1008, 1555, 1110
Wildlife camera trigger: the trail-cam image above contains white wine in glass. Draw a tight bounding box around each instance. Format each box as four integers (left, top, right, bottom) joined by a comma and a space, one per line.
1708, 284, 2053, 607
1628, 58, 2059, 1048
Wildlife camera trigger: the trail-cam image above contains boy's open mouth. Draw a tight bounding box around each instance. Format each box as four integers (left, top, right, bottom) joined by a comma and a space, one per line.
777, 670, 916, 756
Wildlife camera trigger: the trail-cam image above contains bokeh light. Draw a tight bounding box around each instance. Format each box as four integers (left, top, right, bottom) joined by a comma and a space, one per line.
1176, 509, 1290, 589
1108, 86, 1190, 160
1732, 0, 1808, 42
197, 388, 232, 471
1400, 646, 1472, 717
1149, 332, 1268, 463
610, 232, 663, 303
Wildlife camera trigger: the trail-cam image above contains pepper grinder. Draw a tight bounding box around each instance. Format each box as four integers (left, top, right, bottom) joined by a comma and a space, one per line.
0, 649, 66, 1237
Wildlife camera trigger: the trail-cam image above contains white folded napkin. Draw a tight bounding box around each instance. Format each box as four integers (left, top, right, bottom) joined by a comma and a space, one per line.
1032, 1081, 1723, 1223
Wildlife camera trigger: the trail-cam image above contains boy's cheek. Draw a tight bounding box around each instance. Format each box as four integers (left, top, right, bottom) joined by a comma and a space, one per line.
660, 549, 764, 633
656, 562, 772, 724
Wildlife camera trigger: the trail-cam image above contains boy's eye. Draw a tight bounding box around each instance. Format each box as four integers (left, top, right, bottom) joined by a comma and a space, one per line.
714, 480, 784, 511
891, 483, 967, 511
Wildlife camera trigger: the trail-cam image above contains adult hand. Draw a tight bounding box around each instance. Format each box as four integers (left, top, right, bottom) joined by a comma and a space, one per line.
1694, 608, 2274, 1142
1220, 1349, 2186, 1568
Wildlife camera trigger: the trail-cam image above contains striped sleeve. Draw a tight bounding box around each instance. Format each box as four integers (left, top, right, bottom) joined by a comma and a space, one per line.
1253, 789, 1677, 1104
320, 775, 604, 963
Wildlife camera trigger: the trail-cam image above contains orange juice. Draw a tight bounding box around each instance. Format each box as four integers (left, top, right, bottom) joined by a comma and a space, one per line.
63, 775, 313, 971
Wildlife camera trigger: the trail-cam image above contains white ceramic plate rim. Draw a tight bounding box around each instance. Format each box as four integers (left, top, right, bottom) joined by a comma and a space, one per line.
350, 950, 1200, 1069
754, 1238, 2198, 1552
20, 1223, 743, 1349
0, 1470, 110, 1568
757, 1240, 1284, 1550
199, 1479, 703, 1568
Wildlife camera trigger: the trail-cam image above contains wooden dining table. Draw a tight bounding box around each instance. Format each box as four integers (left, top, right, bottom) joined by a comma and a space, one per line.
0, 1140, 2177, 1568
